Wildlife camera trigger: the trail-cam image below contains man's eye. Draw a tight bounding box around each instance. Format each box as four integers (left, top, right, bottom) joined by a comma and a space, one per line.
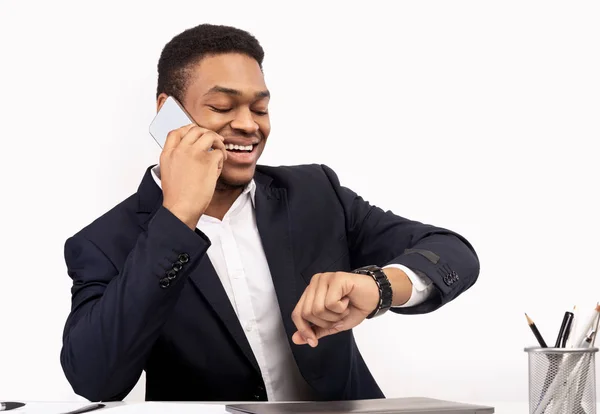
253, 110, 268, 116
209, 106, 232, 113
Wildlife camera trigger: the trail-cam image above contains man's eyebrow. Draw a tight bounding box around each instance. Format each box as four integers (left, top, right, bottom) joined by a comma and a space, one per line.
255, 90, 270, 99
204, 85, 270, 99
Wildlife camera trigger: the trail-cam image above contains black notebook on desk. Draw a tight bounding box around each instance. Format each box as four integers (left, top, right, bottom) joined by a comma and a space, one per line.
226, 397, 494, 414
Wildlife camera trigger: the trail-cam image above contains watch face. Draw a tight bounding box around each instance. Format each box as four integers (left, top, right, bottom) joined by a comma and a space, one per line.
358, 265, 379, 273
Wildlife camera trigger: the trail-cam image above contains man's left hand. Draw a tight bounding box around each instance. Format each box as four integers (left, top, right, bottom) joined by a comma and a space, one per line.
291, 271, 381, 347
291, 267, 413, 347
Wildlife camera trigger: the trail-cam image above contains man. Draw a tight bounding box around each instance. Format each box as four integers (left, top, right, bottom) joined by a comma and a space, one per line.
60, 24, 479, 403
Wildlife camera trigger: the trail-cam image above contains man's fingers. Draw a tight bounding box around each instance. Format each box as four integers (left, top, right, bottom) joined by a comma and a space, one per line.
208, 148, 226, 170
162, 126, 227, 172
312, 274, 347, 322
313, 323, 346, 340
315, 307, 366, 340
300, 275, 339, 328
210, 138, 228, 164
300, 279, 321, 333
292, 331, 307, 345
193, 130, 225, 151
291, 273, 369, 346
291, 295, 317, 347
163, 123, 195, 151
292, 273, 357, 348
325, 278, 351, 314
204, 137, 227, 169
208, 136, 226, 152
293, 320, 347, 346
311, 309, 347, 323
178, 125, 209, 146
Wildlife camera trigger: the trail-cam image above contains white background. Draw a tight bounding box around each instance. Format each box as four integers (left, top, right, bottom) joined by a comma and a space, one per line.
1, 0, 599, 406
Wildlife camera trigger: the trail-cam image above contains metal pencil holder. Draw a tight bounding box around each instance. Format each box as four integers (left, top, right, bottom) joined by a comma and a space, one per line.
525, 347, 597, 414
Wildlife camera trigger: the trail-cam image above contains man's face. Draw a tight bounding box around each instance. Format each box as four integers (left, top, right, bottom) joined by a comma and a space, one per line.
160, 53, 271, 189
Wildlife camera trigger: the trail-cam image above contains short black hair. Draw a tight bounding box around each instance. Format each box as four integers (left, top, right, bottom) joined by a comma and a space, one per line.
156, 24, 264, 102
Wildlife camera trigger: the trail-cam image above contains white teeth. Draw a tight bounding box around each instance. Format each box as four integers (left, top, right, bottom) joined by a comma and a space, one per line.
225, 143, 253, 151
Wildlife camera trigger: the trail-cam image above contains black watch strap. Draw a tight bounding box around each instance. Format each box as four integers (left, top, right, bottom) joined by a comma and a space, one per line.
352, 265, 393, 318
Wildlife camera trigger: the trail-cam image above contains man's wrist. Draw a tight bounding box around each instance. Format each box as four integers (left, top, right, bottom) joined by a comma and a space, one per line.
382, 267, 413, 306
351, 266, 393, 318
163, 203, 200, 230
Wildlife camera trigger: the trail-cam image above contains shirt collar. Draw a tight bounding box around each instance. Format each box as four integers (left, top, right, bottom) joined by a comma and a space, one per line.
151, 164, 256, 207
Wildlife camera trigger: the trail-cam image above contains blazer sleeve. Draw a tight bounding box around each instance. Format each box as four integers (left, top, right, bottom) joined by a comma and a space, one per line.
60, 206, 210, 401
320, 164, 480, 314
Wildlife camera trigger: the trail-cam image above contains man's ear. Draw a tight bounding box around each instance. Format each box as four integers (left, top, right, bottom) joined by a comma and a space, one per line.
156, 93, 169, 112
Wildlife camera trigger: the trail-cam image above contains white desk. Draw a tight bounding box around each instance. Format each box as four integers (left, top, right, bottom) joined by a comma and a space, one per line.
11, 401, 528, 413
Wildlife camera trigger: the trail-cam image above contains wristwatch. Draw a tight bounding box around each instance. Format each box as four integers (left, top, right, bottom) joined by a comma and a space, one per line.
351, 265, 393, 318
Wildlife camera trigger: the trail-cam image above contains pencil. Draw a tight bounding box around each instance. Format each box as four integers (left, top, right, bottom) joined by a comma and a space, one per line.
575, 302, 600, 347
525, 313, 548, 348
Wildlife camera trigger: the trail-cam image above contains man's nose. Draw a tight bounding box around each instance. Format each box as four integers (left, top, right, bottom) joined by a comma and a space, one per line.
231, 107, 260, 134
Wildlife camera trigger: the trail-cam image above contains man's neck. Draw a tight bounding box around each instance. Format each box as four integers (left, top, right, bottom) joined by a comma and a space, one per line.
203, 187, 245, 221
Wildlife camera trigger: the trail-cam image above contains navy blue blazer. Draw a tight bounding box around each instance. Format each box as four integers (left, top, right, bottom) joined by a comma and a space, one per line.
60, 164, 479, 402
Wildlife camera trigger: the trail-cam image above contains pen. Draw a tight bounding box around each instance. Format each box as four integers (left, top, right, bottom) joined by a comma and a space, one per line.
591, 310, 600, 347
574, 302, 600, 346
554, 310, 574, 348
62, 403, 106, 414
532, 302, 598, 414
585, 330, 596, 345
571, 324, 598, 413
566, 305, 577, 348
525, 313, 548, 347
536, 310, 574, 412
578, 318, 598, 348
0, 402, 25, 411
562, 304, 599, 414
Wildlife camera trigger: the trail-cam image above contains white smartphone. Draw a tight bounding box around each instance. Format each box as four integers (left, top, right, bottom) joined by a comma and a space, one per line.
149, 96, 196, 148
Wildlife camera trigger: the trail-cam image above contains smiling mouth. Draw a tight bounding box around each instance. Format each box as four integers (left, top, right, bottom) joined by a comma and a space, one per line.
224, 143, 257, 153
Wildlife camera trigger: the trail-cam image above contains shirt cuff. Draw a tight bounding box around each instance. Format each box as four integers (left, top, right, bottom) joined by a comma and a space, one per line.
383, 263, 435, 308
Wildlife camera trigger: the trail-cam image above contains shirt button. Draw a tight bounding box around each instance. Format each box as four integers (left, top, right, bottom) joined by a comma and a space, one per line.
245, 322, 253, 332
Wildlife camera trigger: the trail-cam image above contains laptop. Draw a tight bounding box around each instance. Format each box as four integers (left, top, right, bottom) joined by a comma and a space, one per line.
226, 397, 495, 414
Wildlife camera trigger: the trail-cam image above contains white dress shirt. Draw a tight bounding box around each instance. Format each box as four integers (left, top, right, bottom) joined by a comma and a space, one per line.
151, 165, 434, 400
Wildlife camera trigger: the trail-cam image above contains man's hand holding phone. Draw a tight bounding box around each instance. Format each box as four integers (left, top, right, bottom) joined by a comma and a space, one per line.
159, 124, 227, 230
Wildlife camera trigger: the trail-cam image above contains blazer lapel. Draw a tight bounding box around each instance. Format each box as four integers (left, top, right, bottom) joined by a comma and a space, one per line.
135, 166, 260, 374
253, 177, 299, 335
253, 174, 322, 380
187, 257, 261, 373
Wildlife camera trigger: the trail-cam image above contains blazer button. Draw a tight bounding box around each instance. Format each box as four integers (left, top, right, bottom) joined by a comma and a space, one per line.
166, 269, 177, 280
159, 277, 170, 288
178, 253, 190, 264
